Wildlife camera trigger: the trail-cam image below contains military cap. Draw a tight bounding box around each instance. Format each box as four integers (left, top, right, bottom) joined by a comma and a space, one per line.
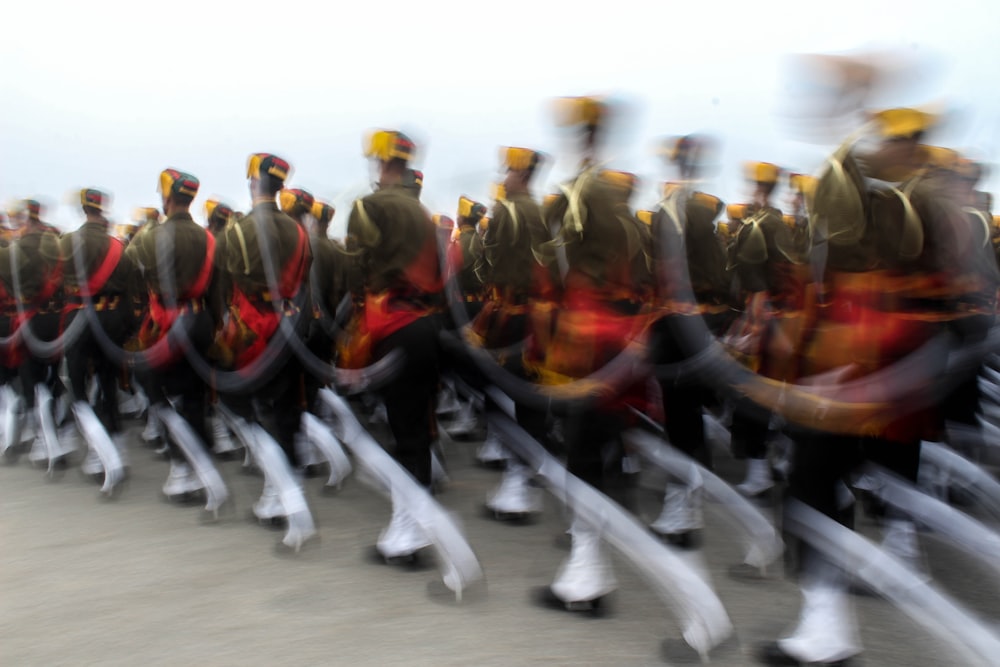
500, 147, 544, 172
726, 203, 747, 221
458, 196, 486, 223
279, 188, 316, 216
247, 153, 291, 182
158, 169, 200, 199
133, 207, 161, 224
25, 199, 42, 220
553, 95, 607, 128
311, 200, 335, 226
788, 173, 818, 196
364, 130, 416, 163
205, 199, 234, 224
636, 210, 654, 225
870, 107, 937, 140
80, 188, 108, 212
745, 162, 780, 185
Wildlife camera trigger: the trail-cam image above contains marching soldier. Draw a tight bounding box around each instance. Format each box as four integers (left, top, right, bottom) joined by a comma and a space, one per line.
534, 97, 655, 610
449, 196, 486, 320
724, 162, 814, 498
61, 189, 135, 474
204, 199, 234, 238
128, 169, 220, 499
340, 129, 444, 561
757, 107, 971, 665
467, 147, 560, 512
0, 199, 64, 462
216, 153, 312, 523
646, 140, 735, 543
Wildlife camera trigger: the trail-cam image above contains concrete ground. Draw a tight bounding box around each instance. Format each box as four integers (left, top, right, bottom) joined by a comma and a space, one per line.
2, 407, 999, 666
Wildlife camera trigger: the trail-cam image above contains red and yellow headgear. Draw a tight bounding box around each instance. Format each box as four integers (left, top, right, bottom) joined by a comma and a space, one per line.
80, 188, 107, 212
745, 162, 780, 185
279, 188, 315, 216
458, 196, 486, 223
554, 96, 607, 128
500, 147, 543, 172
247, 153, 291, 182
364, 130, 416, 163
158, 169, 200, 199
311, 200, 335, 226
870, 107, 937, 140
205, 199, 234, 225
25, 199, 42, 220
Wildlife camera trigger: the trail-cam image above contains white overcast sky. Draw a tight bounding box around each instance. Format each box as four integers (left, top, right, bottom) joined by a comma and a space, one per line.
2, 0, 999, 237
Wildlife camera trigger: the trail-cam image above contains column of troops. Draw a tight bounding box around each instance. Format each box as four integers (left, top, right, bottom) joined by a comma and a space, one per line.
3, 96, 999, 666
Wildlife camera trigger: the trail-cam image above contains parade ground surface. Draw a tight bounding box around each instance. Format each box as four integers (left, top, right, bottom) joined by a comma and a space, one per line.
3, 413, 999, 666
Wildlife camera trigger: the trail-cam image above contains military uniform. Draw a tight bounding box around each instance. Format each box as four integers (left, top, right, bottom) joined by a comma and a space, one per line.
537, 101, 656, 607
61, 190, 135, 439
645, 185, 735, 541
465, 149, 560, 509
0, 201, 64, 428
760, 108, 970, 666
217, 178, 311, 468
448, 197, 486, 321
128, 170, 220, 495
343, 180, 442, 485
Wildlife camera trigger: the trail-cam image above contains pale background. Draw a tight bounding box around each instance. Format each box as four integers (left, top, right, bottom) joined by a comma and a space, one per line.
2, 0, 998, 236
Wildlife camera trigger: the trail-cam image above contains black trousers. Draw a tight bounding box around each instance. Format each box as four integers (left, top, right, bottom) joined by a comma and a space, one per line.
65, 307, 129, 435
651, 313, 731, 469
373, 316, 440, 488
146, 310, 213, 462
18, 311, 63, 410
786, 430, 921, 575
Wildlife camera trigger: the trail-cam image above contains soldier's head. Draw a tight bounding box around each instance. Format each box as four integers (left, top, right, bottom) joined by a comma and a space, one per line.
80, 188, 108, 221
553, 96, 608, 165
788, 173, 817, 216
278, 188, 315, 222
745, 162, 780, 206
310, 200, 335, 237
363, 130, 415, 189
661, 134, 717, 181
457, 196, 486, 229
247, 153, 291, 201
205, 199, 234, 232
134, 207, 161, 227
24, 199, 43, 224
157, 169, 199, 216
866, 107, 937, 180
500, 147, 544, 196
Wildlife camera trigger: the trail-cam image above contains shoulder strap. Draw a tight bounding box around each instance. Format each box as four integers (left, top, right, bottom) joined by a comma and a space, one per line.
86, 237, 124, 296
183, 232, 216, 299
278, 224, 308, 298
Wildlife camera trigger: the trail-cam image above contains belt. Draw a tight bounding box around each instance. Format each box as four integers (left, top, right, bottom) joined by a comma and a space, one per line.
29, 299, 62, 315
67, 295, 122, 311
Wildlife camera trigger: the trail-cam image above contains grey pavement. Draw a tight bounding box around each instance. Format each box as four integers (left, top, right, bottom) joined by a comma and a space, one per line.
2, 410, 996, 666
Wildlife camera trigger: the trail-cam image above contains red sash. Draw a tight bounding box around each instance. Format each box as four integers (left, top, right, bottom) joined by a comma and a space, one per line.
220, 224, 309, 368
138, 234, 215, 363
